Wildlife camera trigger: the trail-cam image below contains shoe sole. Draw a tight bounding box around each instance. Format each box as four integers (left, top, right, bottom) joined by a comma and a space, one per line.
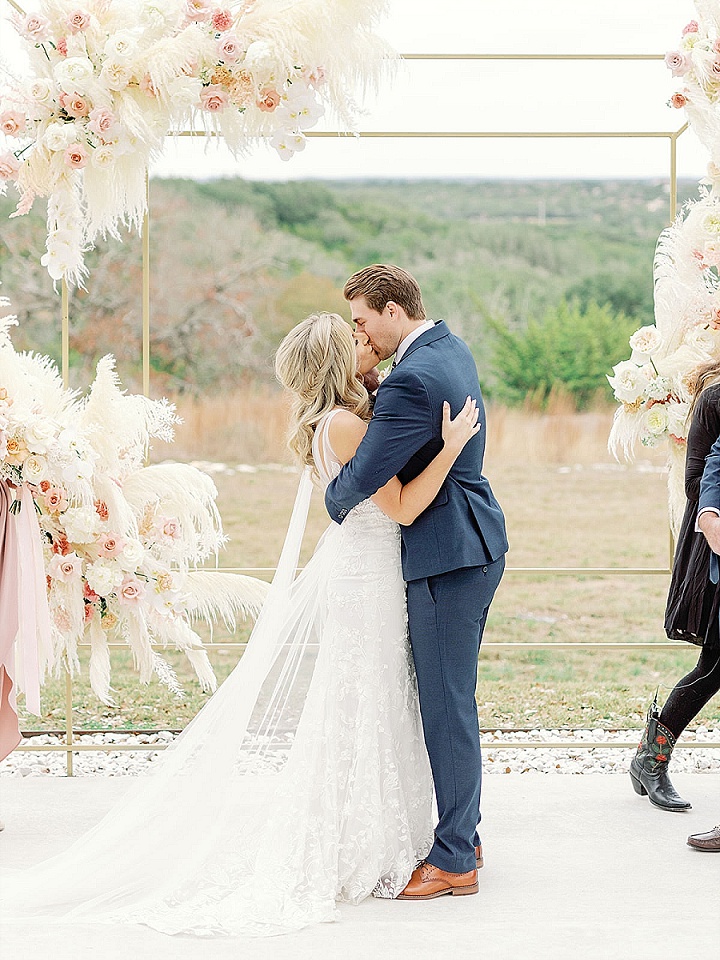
629, 771, 691, 811
396, 882, 479, 901
687, 842, 720, 851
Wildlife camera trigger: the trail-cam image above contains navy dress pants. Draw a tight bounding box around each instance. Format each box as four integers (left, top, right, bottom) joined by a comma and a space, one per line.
406, 557, 505, 874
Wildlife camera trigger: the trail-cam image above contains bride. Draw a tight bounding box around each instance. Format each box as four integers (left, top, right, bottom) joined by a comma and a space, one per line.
0, 312, 479, 937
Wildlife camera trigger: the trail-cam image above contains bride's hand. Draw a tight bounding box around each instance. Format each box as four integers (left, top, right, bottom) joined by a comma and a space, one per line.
442, 397, 481, 456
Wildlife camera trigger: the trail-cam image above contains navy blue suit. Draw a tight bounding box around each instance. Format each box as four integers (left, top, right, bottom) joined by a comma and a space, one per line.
698, 431, 720, 584
325, 320, 508, 873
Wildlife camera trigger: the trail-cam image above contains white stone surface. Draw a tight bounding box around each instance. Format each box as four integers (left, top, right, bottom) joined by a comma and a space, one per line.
0, 774, 718, 960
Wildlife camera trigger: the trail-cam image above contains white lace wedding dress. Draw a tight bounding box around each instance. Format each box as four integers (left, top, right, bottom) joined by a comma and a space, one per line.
0, 409, 434, 937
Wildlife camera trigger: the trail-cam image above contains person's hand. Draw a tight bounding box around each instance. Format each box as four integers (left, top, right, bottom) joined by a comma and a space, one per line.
354, 331, 381, 376
699, 511, 720, 554
442, 396, 481, 456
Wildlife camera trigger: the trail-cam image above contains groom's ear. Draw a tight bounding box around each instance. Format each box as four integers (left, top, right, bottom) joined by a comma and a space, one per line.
386, 301, 399, 320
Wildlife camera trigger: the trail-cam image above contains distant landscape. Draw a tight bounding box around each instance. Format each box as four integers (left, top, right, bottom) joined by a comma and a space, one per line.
0, 177, 697, 414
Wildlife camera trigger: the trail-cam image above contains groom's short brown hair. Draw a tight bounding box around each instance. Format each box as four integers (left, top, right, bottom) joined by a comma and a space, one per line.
343, 264, 426, 321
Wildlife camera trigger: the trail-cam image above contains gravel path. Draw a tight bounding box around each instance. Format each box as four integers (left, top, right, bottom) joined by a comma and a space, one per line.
2, 728, 719, 777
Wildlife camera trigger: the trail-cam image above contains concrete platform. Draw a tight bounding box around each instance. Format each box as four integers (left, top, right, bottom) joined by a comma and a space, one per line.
1, 774, 719, 960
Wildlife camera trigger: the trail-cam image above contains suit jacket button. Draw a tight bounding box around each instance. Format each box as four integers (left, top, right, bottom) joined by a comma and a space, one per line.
482, 565, 488, 573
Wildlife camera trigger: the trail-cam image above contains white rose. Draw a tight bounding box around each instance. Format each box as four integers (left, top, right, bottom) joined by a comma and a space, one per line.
118, 538, 145, 571
24, 416, 57, 454
100, 61, 132, 92
104, 31, 138, 61
702, 211, 720, 236
628, 325, 663, 361
645, 404, 669, 436
43, 122, 78, 152
607, 360, 651, 404
666, 401, 690, 439
27, 78, 54, 106
92, 144, 116, 168
23, 454, 48, 484
62, 505, 100, 543
54, 57, 95, 94
684, 324, 717, 356
243, 40, 274, 74
86, 559, 124, 598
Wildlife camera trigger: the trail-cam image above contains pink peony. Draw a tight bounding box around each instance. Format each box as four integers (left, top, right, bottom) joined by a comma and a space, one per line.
57, 37, 68, 57
0, 111, 26, 137
64, 143, 88, 168
117, 576, 146, 606
97, 534, 125, 559
670, 91, 688, 109
664, 50, 689, 77
257, 87, 280, 112
0, 152, 20, 181
44, 487, 69, 513
48, 551, 82, 583
212, 8, 233, 31
218, 34, 242, 61
200, 85, 230, 111
20, 14, 51, 41
66, 9, 92, 34
60, 93, 89, 118
87, 107, 119, 139
682, 21, 699, 35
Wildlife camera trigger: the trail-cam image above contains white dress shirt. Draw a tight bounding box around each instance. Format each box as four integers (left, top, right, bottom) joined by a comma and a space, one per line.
393, 319, 436, 365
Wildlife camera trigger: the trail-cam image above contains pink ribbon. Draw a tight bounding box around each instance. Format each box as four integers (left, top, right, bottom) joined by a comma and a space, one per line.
14, 483, 52, 716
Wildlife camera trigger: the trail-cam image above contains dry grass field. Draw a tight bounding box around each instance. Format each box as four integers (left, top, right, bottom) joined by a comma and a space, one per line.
18, 395, 720, 734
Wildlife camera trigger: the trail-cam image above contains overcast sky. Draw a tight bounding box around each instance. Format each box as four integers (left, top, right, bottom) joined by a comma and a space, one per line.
1, 0, 708, 180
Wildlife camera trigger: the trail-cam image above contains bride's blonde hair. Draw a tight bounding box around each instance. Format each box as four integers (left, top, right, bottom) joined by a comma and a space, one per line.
275, 313, 370, 473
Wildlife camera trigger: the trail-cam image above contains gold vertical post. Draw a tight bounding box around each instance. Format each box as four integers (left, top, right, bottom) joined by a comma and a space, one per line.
65, 670, 73, 777
670, 133, 678, 222
142, 175, 150, 397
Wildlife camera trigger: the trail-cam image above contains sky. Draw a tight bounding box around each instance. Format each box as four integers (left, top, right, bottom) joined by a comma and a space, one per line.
1, 0, 710, 181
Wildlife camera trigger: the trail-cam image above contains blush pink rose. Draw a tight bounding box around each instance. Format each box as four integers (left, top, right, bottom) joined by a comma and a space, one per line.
200, 85, 230, 111
87, 107, 119, 139
212, 8, 233, 31
218, 34, 241, 61
60, 93, 89, 118
139, 74, 158, 98
257, 87, 280, 112
48, 551, 82, 582
44, 487, 69, 513
84, 602, 95, 623
186, 0, 213, 20
57, 37, 68, 57
20, 14, 51, 41
83, 580, 99, 602
0, 152, 20, 181
670, 91, 688, 109
0, 111, 25, 137
664, 50, 689, 77
117, 576, 146, 606
711, 59, 720, 80
97, 534, 125, 558
162, 519, 180, 540
66, 9, 92, 34
64, 143, 88, 168
682, 20, 699, 35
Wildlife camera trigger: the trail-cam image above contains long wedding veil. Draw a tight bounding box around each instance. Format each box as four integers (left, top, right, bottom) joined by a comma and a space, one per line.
0, 466, 339, 921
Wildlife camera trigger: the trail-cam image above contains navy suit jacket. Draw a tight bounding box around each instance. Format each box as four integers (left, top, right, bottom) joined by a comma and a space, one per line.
698, 431, 720, 583
324, 320, 508, 581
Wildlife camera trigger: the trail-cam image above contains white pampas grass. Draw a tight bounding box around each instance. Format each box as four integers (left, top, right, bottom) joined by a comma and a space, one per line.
88, 615, 115, 707
184, 571, 270, 630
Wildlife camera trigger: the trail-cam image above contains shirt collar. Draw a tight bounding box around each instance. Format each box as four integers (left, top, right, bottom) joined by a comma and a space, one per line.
394, 319, 436, 365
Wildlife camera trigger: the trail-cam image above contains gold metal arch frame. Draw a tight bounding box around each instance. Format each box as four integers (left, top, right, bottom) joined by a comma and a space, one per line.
5, 40, 716, 772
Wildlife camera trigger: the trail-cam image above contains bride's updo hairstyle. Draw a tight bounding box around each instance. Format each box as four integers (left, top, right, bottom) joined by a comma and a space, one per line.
275, 312, 370, 473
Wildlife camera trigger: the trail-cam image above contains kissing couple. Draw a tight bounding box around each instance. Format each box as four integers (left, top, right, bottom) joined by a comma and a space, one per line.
0, 265, 508, 937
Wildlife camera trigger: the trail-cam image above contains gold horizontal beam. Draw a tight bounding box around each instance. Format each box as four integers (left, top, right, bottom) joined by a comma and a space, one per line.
14, 740, 719, 753
199, 566, 671, 575
177, 130, 680, 140
399, 54, 665, 61
75, 641, 693, 650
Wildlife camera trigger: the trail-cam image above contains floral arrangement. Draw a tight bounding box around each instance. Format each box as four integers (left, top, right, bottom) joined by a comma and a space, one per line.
609, 1, 720, 531
0, 294, 268, 704
0, 0, 390, 285
665, 6, 720, 161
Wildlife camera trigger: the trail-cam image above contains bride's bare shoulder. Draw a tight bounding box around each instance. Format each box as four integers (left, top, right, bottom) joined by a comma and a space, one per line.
327, 408, 367, 464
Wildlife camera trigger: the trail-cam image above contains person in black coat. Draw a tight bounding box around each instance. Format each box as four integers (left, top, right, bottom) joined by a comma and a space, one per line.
630, 364, 720, 811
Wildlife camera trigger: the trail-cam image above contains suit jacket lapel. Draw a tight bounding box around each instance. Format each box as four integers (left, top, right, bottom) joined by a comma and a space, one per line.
395, 320, 449, 366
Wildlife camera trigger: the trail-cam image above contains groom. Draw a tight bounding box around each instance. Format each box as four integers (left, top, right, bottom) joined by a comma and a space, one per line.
325, 264, 508, 899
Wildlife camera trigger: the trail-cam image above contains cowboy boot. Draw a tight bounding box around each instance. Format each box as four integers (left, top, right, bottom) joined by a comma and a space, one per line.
629, 708, 691, 812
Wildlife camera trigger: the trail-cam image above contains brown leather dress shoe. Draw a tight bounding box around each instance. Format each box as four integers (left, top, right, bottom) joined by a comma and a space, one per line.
687, 824, 720, 851
396, 862, 479, 900
475, 844, 484, 869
